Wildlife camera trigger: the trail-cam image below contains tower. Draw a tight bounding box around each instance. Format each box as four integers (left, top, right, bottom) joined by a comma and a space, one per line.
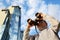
9, 6, 23, 40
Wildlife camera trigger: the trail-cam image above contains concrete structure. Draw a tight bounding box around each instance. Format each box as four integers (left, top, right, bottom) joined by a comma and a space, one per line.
1, 9, 11, 40
9, 6, 23, 40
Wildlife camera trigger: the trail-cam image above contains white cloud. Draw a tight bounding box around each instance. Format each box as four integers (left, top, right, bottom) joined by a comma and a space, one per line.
6, 0, 11, 4
38, 2, 60, 21
11, 1, 19, 6
25, 0, 45, 20
38, 1, 48, 14
21, 25, 26, 31
19, 0, 25, 4
0, 2, 5, 9
27, 0, 42, 8
10, 0, 26, 6
48, 4, 60, 21
26, 8, 35, 16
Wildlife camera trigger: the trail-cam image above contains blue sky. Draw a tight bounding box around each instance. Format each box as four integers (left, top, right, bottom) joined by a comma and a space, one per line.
0, 0, 60, 40
44, 0, 60, 4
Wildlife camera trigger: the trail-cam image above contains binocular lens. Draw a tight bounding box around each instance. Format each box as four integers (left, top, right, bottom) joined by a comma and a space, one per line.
35, 13, 43, 18
27, 19, 38, 25
27, 12, 43, 25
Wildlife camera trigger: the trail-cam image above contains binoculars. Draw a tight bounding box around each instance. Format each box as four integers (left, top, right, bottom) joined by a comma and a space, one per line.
27, 12, 43, 25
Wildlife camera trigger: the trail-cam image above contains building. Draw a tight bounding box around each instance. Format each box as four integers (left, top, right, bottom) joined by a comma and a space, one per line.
0, 6, 23, 40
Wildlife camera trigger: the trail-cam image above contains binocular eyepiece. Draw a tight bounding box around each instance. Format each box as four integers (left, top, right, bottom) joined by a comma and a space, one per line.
27, 12, 43, 25
27, 19, 38, 25
35, 12, 43, 18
